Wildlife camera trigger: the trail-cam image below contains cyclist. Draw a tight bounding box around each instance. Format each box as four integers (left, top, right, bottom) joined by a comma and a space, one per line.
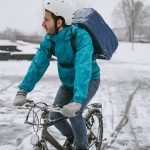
14, 0, 100, 149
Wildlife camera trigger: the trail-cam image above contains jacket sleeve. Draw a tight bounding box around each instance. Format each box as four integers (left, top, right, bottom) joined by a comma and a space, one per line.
18, 37, 52, 93
71, 29, 94, 104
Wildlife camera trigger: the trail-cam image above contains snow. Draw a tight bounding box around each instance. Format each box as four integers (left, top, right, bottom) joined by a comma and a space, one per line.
0, 41, 150, 150
0, 50, 10, 53
14, 40, 39, 54
0, 40, 39, 54
13, 40, 39, 54
0, 40, 16, 46
111, 42, 150, 64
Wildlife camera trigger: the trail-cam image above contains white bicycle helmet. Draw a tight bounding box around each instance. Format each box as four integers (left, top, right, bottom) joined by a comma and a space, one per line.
44, 0, 75, 25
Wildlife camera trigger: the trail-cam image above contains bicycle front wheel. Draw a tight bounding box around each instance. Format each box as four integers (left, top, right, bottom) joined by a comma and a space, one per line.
85, 109, 103, 150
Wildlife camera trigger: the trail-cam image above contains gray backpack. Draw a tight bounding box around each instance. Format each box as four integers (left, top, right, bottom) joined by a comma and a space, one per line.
71, 8, 119, 60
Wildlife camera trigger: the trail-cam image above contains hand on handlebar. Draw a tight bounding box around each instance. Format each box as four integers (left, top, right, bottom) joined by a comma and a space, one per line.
62, 102, 82, 117
14, 90, 28, 106
14, 90, 34, 106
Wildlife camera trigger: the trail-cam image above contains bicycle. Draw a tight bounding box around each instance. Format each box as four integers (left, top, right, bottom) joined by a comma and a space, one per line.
18, 100, 104, 150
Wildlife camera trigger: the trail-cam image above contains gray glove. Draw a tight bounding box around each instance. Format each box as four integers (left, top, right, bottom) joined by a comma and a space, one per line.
62, 102, 82, 117
14, 90, 27, 106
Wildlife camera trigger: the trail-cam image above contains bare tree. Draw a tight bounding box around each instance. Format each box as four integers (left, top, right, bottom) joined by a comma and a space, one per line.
0, 28, 43, 43
112, 0, 150, 47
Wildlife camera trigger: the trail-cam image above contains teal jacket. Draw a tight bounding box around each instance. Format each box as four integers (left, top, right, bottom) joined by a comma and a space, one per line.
18, 24, 100, 104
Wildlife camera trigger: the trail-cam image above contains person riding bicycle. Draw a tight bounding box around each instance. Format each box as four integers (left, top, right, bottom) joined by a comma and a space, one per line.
14, 0, 100, 149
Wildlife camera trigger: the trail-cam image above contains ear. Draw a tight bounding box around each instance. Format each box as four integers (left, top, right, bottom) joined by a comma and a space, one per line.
57, 19, 63, 28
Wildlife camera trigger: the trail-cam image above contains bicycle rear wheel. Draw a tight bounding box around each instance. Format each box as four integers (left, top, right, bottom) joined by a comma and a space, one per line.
85, 109, 103, 150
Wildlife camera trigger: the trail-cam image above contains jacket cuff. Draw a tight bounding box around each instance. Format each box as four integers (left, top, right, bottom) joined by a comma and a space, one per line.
18, 85, 29, 94
17, 90, 27, 96
71, 97, 84, 104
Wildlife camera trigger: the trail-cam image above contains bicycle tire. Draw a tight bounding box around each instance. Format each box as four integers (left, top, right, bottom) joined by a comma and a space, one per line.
85, 109, 103, 150
34, 142, 48, 150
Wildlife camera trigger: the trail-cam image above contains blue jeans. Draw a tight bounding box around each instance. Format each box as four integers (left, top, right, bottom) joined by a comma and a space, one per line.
49, 78, 100, 149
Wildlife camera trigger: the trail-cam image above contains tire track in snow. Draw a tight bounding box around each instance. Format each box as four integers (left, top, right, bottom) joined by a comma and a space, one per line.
0, 81, 17, 93
117, 80, 141, 149
101, 83, 141, 150
107, 87, 115, 130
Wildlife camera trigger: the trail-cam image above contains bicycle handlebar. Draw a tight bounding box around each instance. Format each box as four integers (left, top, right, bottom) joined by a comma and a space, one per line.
17, 100, 63, 114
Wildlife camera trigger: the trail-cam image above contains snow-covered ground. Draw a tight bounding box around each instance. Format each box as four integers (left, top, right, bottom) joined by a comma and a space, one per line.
0, 42, 150, 150
0, 40, 39, 54
14, 40, 39, 54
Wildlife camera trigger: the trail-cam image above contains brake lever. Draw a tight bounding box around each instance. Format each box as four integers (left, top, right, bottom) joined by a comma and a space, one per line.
24, 99, 35, 107
49, 106, 63, 114
26, 99, 34, 103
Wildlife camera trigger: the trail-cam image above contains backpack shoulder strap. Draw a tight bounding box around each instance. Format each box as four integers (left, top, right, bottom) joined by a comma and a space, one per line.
50, 40, 55, 56
70, 33, 96, 60
70, 35, 77, 54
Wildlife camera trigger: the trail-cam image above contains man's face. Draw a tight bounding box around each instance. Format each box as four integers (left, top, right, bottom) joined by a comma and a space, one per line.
42, 11, 56, 35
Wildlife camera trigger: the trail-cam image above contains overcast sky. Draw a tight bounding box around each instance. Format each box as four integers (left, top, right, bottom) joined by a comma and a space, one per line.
0, 0, 149, 35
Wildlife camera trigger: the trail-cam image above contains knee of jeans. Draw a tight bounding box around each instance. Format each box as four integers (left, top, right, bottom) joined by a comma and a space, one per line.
69, 112, 83, 122
49, 112, 62, 120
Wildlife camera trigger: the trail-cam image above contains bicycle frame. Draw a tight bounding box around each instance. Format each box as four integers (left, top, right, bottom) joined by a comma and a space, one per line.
39, 104, 102, 150
41, 116, 67, 150
20, 102, 103, 150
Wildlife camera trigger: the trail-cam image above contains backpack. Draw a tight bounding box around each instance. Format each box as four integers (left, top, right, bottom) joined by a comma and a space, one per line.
71, 8, 119, 60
